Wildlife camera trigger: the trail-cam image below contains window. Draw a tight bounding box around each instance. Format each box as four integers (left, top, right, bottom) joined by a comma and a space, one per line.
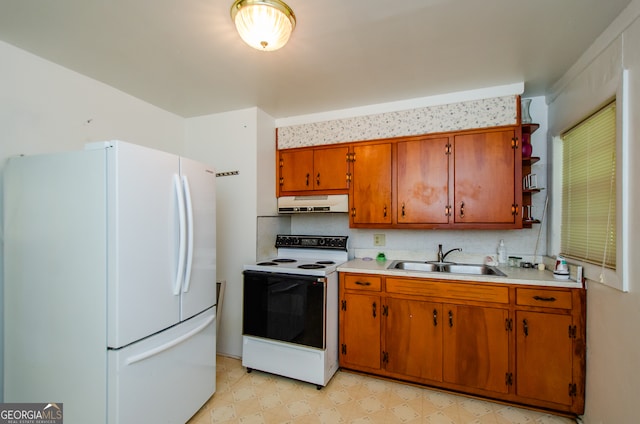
561, 101, 616, 269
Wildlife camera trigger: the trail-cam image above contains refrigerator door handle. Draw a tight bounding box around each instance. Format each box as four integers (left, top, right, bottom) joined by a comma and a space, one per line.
125, 312, 216, 365
182, 175, 194, 293
173, 174, 187, 295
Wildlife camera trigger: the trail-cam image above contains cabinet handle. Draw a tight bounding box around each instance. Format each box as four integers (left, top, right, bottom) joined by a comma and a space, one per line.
383, 205, 387, 218
512, 204, 519, 216
433, 309, 438, 326
305, 173, 310, 186
523, 319, 529, 337
316, 172, 321, 186
355, 281, 371, 286
448, 310, 453, 327
372, 302, 377, 318
351, 207, 356, 217
401, 203, 406, 217
533, 295, 557, 302
459, 202, 465, 218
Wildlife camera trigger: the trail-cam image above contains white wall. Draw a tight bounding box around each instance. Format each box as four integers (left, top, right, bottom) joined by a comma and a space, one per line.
0, 42, 184, 158
546, 2, 640, 422
0, 41, 186, 400
185, 107, 276, 357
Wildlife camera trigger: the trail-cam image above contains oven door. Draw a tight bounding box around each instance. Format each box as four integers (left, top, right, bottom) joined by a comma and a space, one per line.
243, 270, 326, 349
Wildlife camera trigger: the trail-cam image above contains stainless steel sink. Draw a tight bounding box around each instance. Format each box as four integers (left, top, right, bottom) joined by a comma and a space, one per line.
439, 264, 506, 276
388, 260, 506, 277
389, 262, 440, 272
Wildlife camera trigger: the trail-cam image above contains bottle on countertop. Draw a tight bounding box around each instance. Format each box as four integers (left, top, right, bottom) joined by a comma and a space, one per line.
497, 239, 507, 265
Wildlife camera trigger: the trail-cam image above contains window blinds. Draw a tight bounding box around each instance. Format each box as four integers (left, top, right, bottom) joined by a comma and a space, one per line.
561, 102, 616, 268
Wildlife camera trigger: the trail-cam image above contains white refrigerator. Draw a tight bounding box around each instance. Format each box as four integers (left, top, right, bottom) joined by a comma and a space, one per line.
3, 141, 217, 423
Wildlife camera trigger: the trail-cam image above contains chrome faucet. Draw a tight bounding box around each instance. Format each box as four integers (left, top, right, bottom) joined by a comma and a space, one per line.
437, 244, 462, 263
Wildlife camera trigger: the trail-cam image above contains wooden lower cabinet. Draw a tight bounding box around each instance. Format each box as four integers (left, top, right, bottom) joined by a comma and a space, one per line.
339, 272, 586, 416
384, 298, 443, 381
443, 304, 510, 394
515, 310, 573, 405
514, 287, 586, 413
340, 274, 383, 372
340, 292, 381, 371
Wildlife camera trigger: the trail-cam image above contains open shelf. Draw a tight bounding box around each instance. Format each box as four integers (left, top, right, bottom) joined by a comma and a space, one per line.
521, 124, 542, 228
522, 123, 540, 135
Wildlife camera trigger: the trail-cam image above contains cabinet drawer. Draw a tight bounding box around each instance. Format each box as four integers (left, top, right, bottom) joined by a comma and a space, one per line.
386, 278, 509, 303
343, 274, 382, 291
516, 288, 572, 309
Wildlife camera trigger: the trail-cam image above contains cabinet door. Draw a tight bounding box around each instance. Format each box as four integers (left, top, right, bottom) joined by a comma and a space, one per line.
385, 298, 443, 382
516, 311, 574, 406
313, 146, 349, 190
397, 137, 449, 224
453, 130, 517, 224
443, 305, 510, 394
350, 143, 392, 225
340, 292, 381, 370
279, 149, 314, 192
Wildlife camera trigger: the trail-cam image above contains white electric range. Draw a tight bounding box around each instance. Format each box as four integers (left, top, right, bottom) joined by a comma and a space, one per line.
242, 235, 348, 388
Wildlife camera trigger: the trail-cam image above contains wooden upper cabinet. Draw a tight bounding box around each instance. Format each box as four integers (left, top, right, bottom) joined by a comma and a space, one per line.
313, 146, 349, 190
278, 145, 349, 195
453, 129, 521, 226
350, 143, 392, 225
279, 149, 314, 192
276, 125, 524, 229
397, 137, 450, 224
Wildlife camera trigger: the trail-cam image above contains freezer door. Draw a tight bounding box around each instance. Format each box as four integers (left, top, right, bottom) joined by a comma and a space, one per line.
179, 156, 216, 321
108, 307, 216, 424
107, 142, 182, 348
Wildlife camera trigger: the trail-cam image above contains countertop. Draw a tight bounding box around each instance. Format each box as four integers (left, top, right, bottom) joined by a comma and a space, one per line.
337, 258, 584, 289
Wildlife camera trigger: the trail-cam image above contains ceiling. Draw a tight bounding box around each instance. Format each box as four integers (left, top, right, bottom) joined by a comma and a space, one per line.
0, 0, 632, 119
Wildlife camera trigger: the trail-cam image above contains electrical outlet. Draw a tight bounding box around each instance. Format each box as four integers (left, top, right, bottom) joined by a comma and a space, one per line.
373, 234, 386, 246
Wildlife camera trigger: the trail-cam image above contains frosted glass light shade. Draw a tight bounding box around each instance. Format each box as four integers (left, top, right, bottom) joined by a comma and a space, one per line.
231, 0, 296, 51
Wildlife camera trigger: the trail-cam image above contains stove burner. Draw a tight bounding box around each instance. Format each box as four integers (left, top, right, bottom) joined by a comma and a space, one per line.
298, 264, 326, 269
316, 260, 335, 265
273, 258, 297, 263
256, 261, 279, 266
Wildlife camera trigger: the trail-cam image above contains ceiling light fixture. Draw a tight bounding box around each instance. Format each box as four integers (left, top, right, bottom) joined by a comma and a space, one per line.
230, 0, 296, 51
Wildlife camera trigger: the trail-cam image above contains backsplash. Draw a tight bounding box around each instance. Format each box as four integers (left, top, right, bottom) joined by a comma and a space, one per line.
277, 95, 517, 149
289, 214, 547, 265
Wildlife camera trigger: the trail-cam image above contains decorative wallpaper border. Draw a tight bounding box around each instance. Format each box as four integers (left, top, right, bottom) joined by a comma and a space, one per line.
277, 95, 517, 149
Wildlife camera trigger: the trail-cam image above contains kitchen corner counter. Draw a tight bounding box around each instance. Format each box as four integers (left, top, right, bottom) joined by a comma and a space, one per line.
338, 258, 584, 289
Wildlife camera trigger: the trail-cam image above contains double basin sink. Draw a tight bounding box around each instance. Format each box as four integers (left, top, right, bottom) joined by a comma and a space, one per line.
388, 260, 506, 277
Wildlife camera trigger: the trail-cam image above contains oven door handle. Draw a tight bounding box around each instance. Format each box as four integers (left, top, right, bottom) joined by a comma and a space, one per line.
269, 283, 301, 294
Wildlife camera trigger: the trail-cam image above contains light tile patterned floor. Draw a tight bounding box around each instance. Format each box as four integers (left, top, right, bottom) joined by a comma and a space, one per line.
188, 355, 576, 424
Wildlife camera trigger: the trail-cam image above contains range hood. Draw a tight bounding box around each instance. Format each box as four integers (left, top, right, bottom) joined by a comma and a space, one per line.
277, 194, 349, 213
